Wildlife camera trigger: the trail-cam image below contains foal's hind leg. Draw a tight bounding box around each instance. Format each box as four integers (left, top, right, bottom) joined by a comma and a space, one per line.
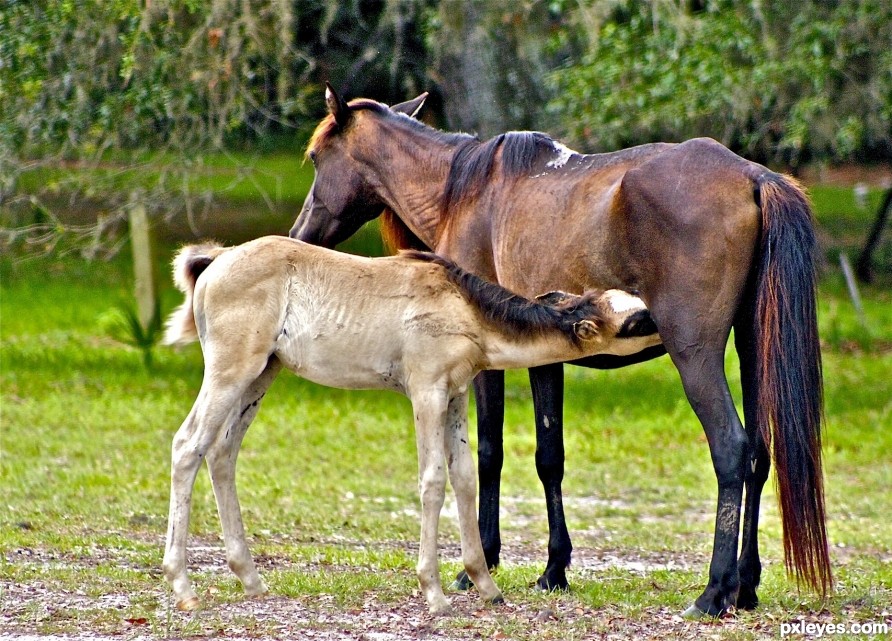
205, 356, 283, 599
455, 370, 504, 591
163, 381, 249, 610
444, 390, 503, 605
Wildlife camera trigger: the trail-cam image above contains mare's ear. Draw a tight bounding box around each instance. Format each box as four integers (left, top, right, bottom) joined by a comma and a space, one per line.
391, 92, 429, 118
325, 82, 351, 128
536, 290, 575, 306
573, 319, 602, 340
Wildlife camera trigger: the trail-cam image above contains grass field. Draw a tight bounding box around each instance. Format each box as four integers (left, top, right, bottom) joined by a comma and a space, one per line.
1, 183, 891, 639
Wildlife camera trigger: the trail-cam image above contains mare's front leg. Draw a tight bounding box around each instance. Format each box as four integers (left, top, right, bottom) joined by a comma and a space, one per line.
444, 390, 504, 605
163, 382, 246, 610
455, 370, 505, 590
411, 387, 451, 615
205, 357, 283, 599
529, 363, 572, 591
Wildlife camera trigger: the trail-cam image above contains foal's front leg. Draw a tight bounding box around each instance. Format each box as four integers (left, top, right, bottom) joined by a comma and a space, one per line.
444, 390, 504, 605
411, 388, 451, 615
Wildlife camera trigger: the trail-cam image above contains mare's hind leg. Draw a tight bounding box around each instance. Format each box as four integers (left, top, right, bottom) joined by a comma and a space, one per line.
666, 338, 748, 617
529, 363, 572, 591
455, 370, 505, 591
734, 317, 771, 609
444, 390, 503, 604
205, 356, 283, 599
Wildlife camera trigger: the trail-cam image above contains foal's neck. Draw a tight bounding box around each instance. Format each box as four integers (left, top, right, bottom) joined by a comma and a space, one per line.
482, 330, 583, 371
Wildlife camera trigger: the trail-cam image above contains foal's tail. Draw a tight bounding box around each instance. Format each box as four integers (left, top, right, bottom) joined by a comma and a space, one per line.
163, 243, 228, 346
753, 173, 831, 595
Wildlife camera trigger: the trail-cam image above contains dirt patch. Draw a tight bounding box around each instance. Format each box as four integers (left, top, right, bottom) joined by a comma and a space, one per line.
0, 536, 791, 641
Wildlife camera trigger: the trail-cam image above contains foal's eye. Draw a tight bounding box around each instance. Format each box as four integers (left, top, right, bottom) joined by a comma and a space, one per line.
308, 150, 318, 164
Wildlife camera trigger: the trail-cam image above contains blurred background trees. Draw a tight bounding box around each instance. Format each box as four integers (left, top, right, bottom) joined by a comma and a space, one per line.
1, 0, 890, 251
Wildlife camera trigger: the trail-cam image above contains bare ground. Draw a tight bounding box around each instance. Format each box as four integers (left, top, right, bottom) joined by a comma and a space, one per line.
0, 536, 830, 641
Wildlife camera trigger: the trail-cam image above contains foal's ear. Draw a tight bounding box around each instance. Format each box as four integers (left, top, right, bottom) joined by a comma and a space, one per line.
536, 290, 575, 306
391, 92, 429, 118
325, 82, 351, 128
573, 319, 602, 340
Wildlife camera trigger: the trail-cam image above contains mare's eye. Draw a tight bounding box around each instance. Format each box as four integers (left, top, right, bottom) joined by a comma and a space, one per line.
309, 150, 318, 164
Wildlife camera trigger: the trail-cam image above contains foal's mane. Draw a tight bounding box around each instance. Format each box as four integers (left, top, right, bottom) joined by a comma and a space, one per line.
402, 250, 601, 345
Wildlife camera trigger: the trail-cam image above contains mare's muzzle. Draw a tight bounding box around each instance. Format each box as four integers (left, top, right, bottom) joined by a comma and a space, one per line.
289, 197, 343, 248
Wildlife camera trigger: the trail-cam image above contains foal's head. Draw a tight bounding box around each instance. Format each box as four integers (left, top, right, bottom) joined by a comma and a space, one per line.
535, 289, 658, 347
289, 83, 431, 247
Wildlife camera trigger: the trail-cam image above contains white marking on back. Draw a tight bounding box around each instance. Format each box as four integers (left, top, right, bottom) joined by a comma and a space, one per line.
546, 142, 575, 169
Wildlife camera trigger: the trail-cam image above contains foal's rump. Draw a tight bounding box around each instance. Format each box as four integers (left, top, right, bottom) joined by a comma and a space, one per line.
163, 242, 231, 346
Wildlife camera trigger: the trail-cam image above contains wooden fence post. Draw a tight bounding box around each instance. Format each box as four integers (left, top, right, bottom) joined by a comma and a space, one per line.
128, 194, 156, 332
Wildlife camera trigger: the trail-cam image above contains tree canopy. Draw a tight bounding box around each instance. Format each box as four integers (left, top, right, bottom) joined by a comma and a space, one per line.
1, 0, 889, 246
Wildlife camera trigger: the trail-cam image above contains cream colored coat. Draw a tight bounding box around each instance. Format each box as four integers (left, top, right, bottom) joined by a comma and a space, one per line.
161, 236, 660, 615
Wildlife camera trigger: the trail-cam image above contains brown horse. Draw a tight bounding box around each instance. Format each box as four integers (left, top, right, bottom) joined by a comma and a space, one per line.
289, 85, 830, 617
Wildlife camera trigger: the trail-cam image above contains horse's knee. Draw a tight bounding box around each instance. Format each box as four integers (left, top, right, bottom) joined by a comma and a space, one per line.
712, 427, 748, 486
477, 436, 503, 473
535, 446, 565, 484
419, 468, 447, 507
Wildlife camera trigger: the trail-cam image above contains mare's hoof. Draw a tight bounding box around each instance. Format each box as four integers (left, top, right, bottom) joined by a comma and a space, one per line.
682, 603, 730, 619
534, 574, 569, 592
176, 596, 201, 611
451, 571, 473, 592
681, 603, 707, 619
736, 586, 759, 610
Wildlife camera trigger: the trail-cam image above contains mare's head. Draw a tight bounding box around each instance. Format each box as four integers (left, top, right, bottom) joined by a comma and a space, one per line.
289, 83, 428, 247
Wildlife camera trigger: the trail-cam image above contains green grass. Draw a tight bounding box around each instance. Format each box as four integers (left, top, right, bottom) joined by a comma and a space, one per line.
15, 149, 317, 206
2, 196, 891, 639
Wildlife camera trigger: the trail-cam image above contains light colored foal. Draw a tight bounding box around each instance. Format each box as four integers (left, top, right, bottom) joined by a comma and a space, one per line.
161, 235, 660, 614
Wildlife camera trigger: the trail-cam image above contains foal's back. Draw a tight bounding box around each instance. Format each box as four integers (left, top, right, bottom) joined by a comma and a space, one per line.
198, 236, 485, 393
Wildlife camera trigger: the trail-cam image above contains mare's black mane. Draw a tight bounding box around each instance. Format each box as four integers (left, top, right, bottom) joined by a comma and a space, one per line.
444, 132, 561, 213
357, 101, 567, 214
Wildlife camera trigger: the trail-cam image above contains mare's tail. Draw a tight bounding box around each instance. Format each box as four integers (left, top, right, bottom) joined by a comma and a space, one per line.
754, 173, 831, 595
163, 243, 228, 346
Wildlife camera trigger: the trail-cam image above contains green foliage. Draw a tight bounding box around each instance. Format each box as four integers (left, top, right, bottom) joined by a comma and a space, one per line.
97, 301, 164, 370
548, 0, 892, 164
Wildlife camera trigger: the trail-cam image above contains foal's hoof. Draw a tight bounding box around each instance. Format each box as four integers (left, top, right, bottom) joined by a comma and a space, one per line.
486, 592, 506, 606
428, 602, 455, 617
176, 596, 201, 612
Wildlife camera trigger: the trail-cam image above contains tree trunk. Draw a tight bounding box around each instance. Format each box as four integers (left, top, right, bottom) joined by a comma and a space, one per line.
855, 187, 892, 283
